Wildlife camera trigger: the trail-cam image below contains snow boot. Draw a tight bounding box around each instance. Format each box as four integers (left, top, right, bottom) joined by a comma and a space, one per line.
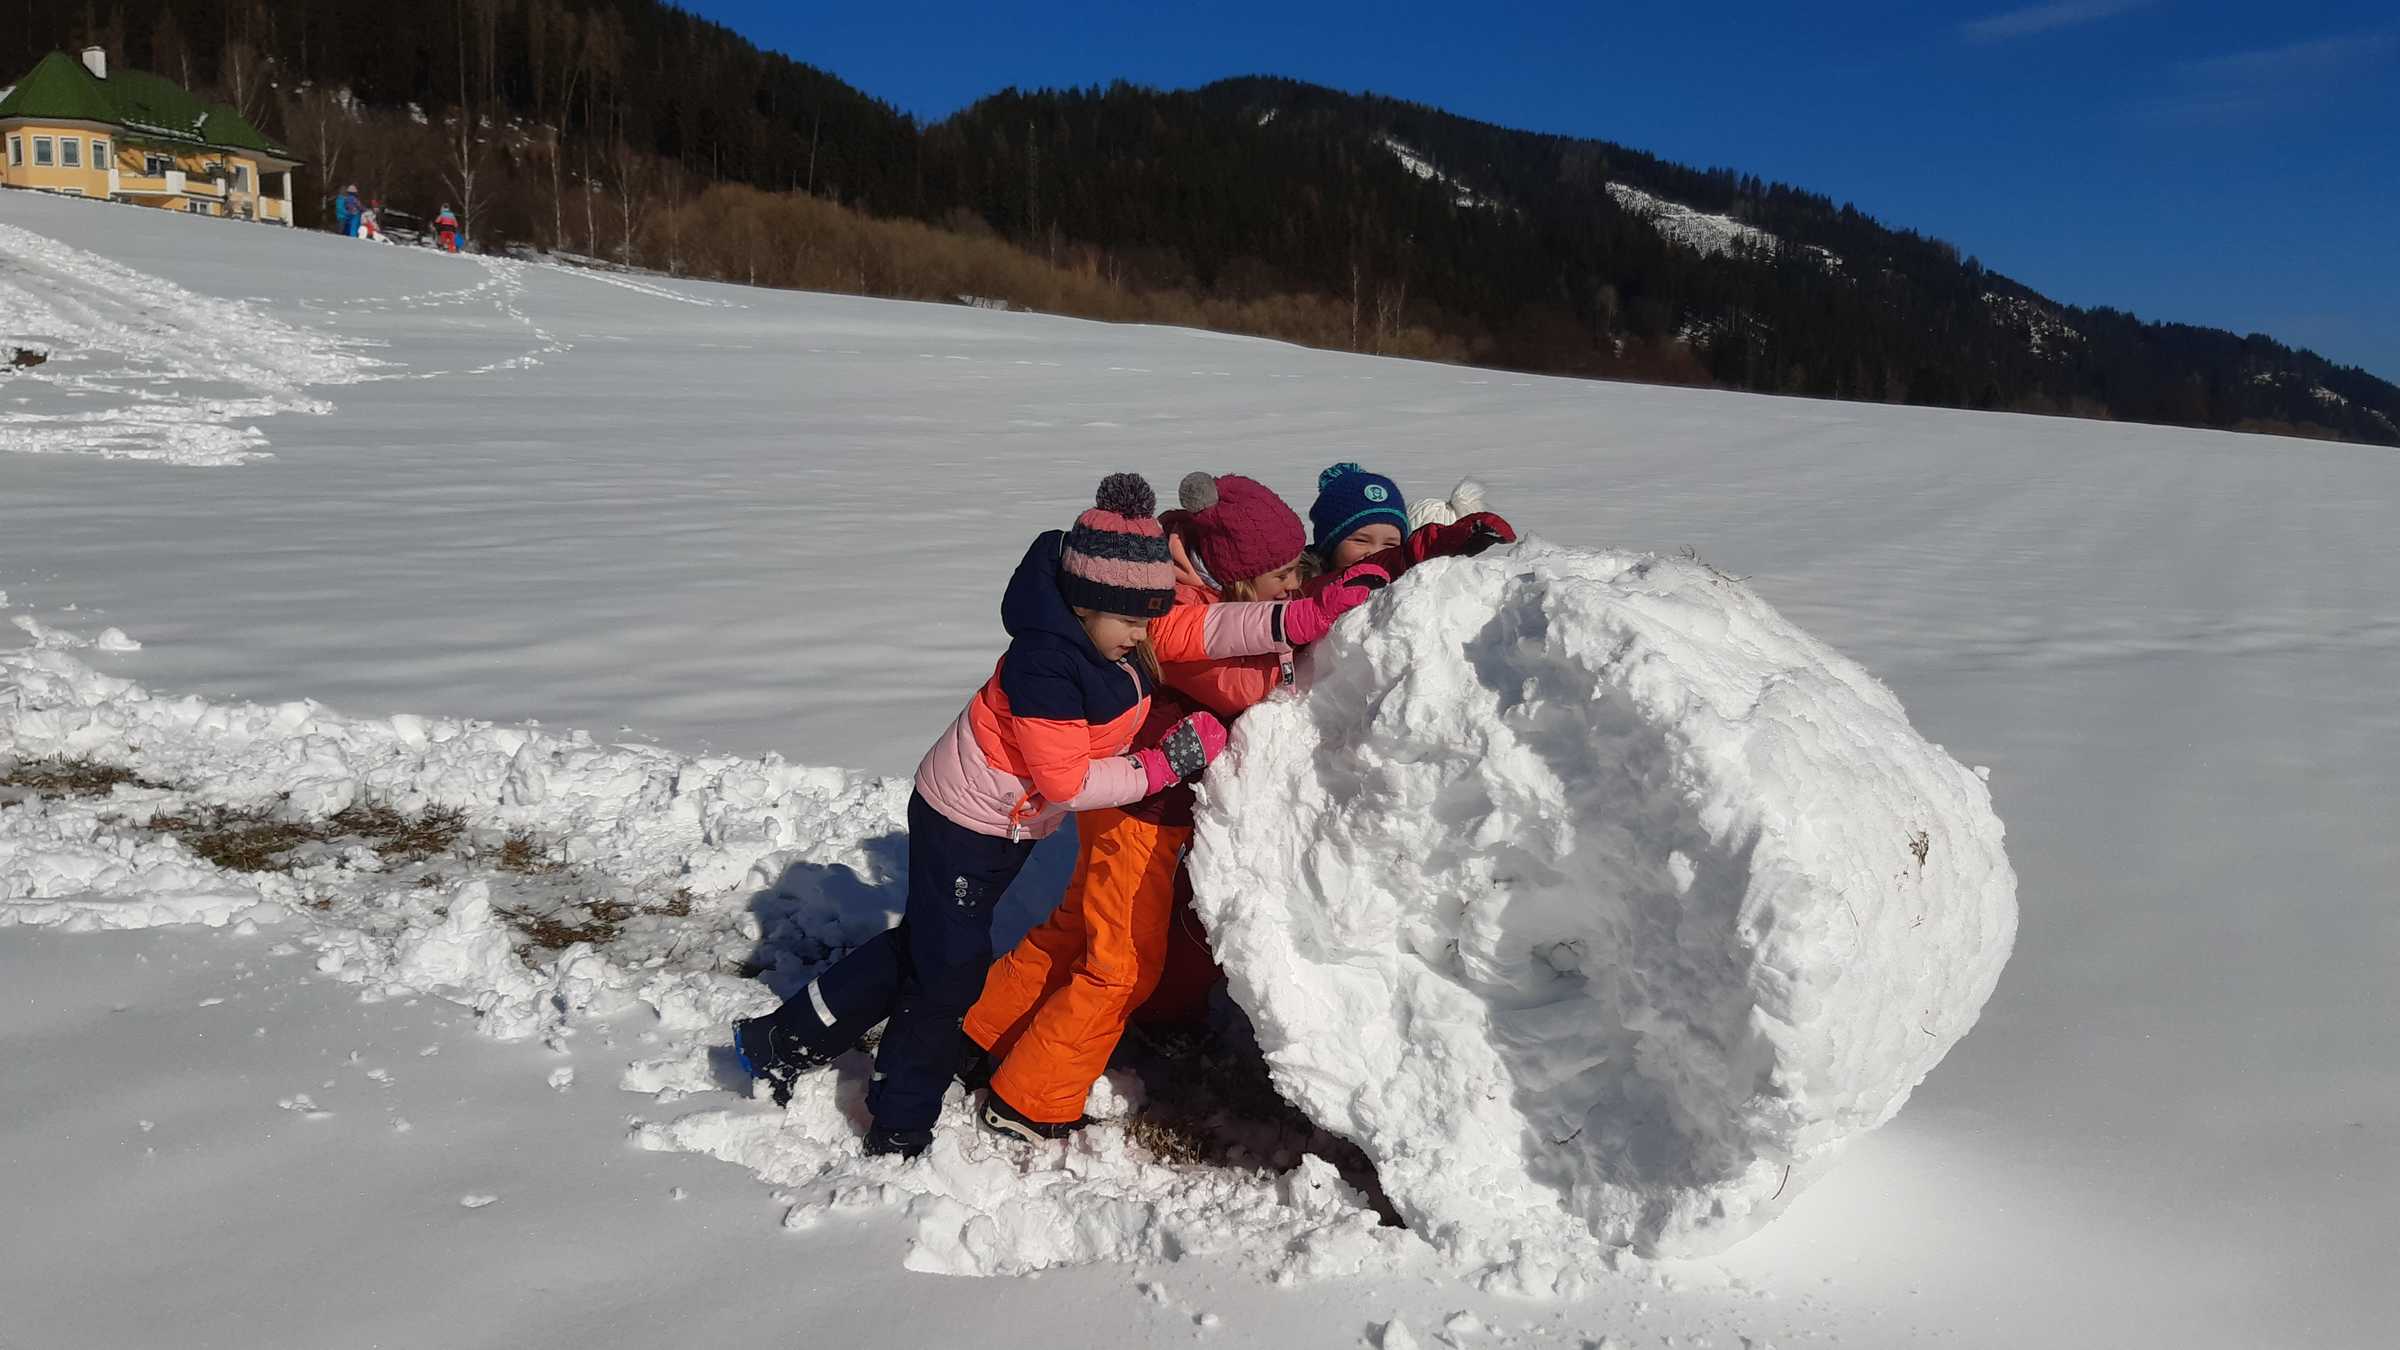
955, 1043, 996, 1092
732, 1016, 837, 1107
981, 1091, 1084, 1143
863, 1125, 933, 1159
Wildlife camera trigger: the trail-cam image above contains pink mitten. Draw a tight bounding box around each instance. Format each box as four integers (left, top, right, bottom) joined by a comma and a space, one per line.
1279, 562, 1390, 646
1134, 711, 1230, 793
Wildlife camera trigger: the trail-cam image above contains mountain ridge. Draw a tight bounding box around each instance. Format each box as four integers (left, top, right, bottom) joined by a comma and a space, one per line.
7, 3, 2391, 444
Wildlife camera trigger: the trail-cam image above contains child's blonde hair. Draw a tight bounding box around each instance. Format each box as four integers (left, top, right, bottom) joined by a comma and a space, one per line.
1224, 553, 1310, 601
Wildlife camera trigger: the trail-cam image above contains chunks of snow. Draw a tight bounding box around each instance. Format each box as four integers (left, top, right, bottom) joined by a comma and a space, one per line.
634, 1059, 1403, 1281
1191, 541, 2017, 1264
10, 615, 139, 652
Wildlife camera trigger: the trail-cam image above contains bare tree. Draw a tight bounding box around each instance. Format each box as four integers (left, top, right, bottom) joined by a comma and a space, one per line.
219, 39, 273, 130
441, 0, 503, 243
609, 138, 649, 265
282, 85, 354, 216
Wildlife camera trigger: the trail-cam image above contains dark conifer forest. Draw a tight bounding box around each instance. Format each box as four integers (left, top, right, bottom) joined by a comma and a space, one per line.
10, 1, 2394, 444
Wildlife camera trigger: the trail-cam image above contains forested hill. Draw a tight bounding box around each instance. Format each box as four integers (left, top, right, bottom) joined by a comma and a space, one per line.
11, 3, 2394, 445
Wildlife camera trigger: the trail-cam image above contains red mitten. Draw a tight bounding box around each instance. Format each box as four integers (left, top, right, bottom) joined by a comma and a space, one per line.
1406, 511, 1518, 564
1134, 711, 1230, 793
1279, 562, 1390, 646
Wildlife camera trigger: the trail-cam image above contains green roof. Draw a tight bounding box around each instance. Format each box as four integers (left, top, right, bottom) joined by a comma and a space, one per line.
0, 52, 294, 161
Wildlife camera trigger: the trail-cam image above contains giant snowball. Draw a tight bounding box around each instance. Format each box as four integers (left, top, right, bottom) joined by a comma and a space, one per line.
1189, 541, 2016, 1263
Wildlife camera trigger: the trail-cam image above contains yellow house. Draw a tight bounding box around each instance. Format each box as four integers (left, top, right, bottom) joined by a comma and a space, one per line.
0, 47, 300, 224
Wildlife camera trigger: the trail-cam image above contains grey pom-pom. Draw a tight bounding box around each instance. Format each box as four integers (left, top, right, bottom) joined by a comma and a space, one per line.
1094, 472, 1156, 518
1179, 471, 1220, 514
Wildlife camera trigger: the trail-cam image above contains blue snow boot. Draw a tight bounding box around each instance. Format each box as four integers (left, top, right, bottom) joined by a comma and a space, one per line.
732, 1016, 837, 1107
864, 1125, 933, 1159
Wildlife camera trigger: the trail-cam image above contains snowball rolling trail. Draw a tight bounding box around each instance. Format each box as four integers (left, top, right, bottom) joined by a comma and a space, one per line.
0, 220, 385, 464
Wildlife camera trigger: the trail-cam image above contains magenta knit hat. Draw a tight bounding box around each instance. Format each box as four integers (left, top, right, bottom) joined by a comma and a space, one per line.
1059, 473, 1176, 617
1177, 472, 1306, 584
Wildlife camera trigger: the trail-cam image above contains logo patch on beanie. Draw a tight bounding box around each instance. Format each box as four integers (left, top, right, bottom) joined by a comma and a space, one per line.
1365, 484, 1390, 503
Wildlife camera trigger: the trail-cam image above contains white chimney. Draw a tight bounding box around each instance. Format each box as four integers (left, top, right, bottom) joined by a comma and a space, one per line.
82, 47, 107, 80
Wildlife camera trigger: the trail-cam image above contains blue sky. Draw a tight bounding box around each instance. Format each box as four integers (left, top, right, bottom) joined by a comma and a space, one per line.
691, 1, 2397, 379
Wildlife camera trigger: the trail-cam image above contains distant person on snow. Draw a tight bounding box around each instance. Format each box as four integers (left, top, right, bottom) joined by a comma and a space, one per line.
961, 469, 1512, 1143
357, 201, 387, 244
334, 184, 363, 237
733, 474, 1253, 1158
433, 206, 461, 253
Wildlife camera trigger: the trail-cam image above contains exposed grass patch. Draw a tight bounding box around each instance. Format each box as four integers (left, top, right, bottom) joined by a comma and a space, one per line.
500, 888, 696, 957
501, 897, 637, 952
328, 802, 467, 861
1115, 1031, 1399, 1222
2, 756, 170, 798
1122, 1115, 1214, 1167
137, 800, 467, 874
142, 805, 332, 872
495, 833, 565, 874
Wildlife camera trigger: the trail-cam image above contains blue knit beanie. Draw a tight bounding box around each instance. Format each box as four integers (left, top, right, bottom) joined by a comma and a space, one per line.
1309, 462, 1410, 559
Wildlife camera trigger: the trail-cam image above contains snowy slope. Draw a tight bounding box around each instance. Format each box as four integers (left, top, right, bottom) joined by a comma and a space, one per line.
5, 189, 2399, 1349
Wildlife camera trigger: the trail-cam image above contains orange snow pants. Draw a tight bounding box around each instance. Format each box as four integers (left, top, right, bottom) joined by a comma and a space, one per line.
964, 806, 1190, 1124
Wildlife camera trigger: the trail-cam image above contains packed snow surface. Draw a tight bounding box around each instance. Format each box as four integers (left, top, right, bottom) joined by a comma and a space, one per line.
1194, 543, 2015, 1262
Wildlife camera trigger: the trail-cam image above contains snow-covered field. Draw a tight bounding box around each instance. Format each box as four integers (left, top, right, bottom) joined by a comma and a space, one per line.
4, 189, 2397, 1348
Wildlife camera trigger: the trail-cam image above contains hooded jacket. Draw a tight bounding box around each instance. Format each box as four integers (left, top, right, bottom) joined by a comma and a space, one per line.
914, 532, 1158, 839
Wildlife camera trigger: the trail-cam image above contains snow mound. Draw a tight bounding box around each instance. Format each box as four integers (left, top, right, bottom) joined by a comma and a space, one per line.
0, 643, 909, 1037
1190, 540, 2017, 1264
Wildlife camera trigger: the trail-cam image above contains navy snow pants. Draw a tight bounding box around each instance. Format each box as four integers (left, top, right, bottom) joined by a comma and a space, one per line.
756, 791, 1033, 1132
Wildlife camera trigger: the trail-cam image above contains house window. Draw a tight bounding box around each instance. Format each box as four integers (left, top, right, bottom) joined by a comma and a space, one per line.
91, 138, 108, 167
232, 165, 251, 195
145, 153, 171, 177
32, 136, 52, 167
186, 200, 210, 214
6, 135, 19, 167
59, 137, 81, 169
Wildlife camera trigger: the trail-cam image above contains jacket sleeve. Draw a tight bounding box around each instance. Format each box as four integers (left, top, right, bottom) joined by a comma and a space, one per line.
1054, 752, 1152, 812
1149, 599, 1291, 664
1161, 653, 1290, 720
